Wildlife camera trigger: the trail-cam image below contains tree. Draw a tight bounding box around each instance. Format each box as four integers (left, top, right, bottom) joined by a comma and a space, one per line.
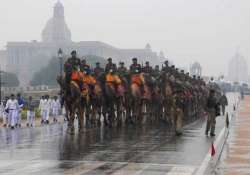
2, 72, 19, 87
30, 55, 106, 86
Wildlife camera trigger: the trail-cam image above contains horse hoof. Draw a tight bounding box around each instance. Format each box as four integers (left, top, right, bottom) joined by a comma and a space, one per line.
175, 131, 183, 136
67, 128, 75, 135
79, 128, 84, 133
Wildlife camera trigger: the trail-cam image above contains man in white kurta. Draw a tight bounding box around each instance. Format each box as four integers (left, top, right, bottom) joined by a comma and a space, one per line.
39, 96, 47, 124
5, 94, 19, 129
51, 96, 61, 123
45, 95, 51, 124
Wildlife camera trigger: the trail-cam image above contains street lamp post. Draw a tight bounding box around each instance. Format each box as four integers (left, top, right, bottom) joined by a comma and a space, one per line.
0, 66, 5, 103
58, 48, 63, 110
58, 48, 63, 79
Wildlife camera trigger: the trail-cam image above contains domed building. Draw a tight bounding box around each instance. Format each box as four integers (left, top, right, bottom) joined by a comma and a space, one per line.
5, 1, 159, 86
228, 52, 248, 83
42, 1, 71, 43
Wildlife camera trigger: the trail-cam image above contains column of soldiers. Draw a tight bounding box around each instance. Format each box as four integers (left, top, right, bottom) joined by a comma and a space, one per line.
63, 50, 219, 136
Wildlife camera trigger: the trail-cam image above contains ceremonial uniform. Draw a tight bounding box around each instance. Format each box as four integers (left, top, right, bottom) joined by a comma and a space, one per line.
45, 98, 51, 122
94, 67, 104, 77
39, 98, 47, 123
17, 96, 24, 127
143, 65, 153, 74
130, 63, 143, 85
118, 66, 127, 75
206, 91, 217, 136
51, 98, 61, 122
105, 63, 117, 73
26, 99, 35, 127
64, 52, 81, 95
219, 94, 228, 116
5, 99, 19, 128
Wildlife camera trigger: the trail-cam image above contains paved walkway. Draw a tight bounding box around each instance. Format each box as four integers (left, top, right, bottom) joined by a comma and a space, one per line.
0, 93, 238, 175
215, 96, 250, 175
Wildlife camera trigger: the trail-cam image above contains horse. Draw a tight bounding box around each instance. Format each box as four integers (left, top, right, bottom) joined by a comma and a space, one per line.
57, 75, 84, 134
128, 73, 145, 124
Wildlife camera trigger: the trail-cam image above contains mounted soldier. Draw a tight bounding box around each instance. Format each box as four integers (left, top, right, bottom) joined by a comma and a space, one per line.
93, 62, 104, 77
64, 50, 81, 95
104, 58, 121, 94
162, 60, 170, 73
143, 61, 153, 74
118, 62, 128, 76
80, 59, 96, 95
129, 58, 144, 94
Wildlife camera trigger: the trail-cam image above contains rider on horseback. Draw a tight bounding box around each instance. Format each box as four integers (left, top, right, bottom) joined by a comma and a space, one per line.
162, 60, 170, 73
64, 50, 81, 95
105, 58, 122, 94
118, 62, 128, 76
93, 62, 104, 77
80, 59, 96, 97
142, 61, 153, 74
129, 58, 144, 94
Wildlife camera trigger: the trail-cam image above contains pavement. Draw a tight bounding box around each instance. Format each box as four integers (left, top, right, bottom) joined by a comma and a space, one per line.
0, 93, 238, 175
214, 95, 250, 175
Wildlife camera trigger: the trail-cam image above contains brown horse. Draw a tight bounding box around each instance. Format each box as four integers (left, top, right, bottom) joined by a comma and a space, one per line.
89, 82, 103, 126
161, 73, 174, 124
57, 76, 84, 134
129, 73, 146, 124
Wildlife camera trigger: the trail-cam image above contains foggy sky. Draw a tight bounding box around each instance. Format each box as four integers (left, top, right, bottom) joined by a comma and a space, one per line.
0, 0, 250, 76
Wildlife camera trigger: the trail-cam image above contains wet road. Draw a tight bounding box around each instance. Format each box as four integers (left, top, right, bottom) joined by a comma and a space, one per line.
0, 119, 225, 175
0, 94, 237, 175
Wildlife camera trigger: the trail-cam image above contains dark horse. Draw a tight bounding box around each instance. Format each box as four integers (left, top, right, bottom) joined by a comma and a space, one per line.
57, 76, 84, 134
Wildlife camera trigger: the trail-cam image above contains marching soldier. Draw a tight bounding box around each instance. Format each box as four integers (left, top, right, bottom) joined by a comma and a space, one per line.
26, 96, 35, 127
39, 96, 47, 124
205, 89, 218, 137
51, 96, 61, 123
16, 93, 24, 127
5, 94, 19, 129
219, 93, 228, 116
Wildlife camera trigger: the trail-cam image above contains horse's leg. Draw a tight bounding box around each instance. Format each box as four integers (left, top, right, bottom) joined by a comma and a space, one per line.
117, 98, 123, 127
78, 106, 84, 133
67, 107, 75, 135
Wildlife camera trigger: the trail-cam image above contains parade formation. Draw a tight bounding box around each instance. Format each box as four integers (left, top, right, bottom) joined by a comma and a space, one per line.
0, 50, 225, 138
55, 50, 222, 136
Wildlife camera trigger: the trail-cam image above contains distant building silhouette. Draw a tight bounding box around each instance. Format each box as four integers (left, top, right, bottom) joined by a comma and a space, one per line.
3, 1, 160, 86
227, 52, 248, 83
190, 62, 202, 77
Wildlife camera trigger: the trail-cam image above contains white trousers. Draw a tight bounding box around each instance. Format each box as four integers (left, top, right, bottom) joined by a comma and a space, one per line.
46, 109, 50, 121
16, 110, 22, 125
52, 108, 59, 118
8, 110, 17, 127
41, 109, 48, 121
27, 110, 35, 125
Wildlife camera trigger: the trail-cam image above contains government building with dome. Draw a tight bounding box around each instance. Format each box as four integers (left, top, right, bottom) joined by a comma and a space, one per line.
2, 1, 161, 86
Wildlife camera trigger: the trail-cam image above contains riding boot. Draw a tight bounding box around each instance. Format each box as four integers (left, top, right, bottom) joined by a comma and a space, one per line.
140, 85, 145, 95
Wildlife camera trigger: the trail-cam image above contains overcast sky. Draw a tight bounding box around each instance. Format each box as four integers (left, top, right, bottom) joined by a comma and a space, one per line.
0, 0, 249, 76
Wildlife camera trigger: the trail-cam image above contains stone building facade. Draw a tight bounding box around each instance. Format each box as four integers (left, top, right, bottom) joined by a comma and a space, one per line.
4, 1, 161, 86
228, 52, 248, 83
